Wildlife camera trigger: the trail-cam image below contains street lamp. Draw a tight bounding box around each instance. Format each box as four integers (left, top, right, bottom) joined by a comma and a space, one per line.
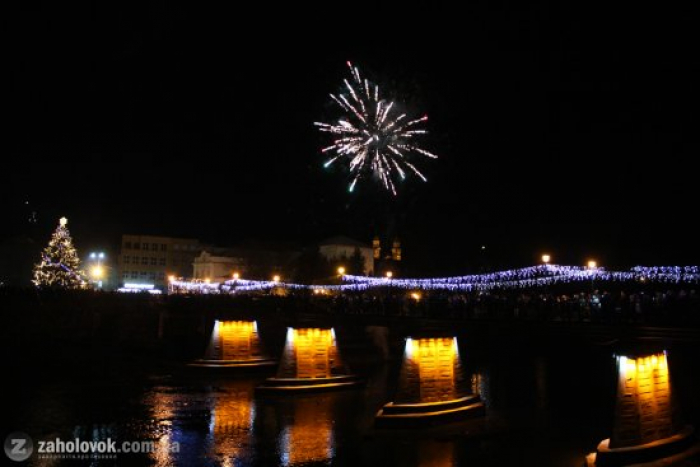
272, 274, 281, 283
386, 271, 393, 279
233, 272, 240, 280
587, 260, 598, 293
542, 254, 551, 265
91, 265, 103, 279
337, 266, 346, 276
89, 251, 106, 289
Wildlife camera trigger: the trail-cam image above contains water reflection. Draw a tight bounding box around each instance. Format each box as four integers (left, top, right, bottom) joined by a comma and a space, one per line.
210, 383, 256, 467
417, 441, 456, 467
271, 395, 337, 466
15, 338, 699, 467
280, 397, 334, 465
145, 379, 257, 467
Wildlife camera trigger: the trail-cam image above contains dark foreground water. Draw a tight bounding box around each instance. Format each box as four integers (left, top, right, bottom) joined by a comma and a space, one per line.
6, 332, 700, 467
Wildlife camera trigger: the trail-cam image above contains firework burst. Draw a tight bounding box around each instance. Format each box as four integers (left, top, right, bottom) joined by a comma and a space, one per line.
315, 62, 437, 195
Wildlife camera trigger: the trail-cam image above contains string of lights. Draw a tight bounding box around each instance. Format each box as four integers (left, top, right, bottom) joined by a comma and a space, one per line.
167, 264, 700, 295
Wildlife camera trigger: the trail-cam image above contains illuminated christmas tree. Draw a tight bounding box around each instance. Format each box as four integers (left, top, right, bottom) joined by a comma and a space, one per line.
33, 217, 87, 289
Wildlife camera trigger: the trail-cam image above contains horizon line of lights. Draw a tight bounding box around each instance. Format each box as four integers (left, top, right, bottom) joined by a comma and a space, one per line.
167, 264, 700, 295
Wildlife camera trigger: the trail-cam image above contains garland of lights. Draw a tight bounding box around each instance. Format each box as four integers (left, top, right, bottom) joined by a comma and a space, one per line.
167, 264, 700, 295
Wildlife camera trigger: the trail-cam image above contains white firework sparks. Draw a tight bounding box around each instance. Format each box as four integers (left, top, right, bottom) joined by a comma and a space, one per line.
315, 62, 438, 195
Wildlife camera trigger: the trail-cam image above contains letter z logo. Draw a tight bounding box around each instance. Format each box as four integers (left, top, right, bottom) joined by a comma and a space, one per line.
4, 432, 34, 462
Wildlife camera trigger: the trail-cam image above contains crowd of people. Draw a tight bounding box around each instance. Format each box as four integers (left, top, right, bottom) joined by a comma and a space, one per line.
272, 285, 700, 325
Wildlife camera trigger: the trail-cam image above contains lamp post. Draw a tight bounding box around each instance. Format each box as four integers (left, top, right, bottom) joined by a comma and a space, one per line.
89, 252, 105, 289
587, 260, 598, 293
541, 254, 552, 298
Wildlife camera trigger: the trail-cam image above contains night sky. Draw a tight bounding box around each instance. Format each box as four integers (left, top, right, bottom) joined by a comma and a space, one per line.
5, 3, 699, 274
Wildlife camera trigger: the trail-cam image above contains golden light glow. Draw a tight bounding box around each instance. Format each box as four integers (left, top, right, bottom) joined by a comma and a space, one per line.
206, 320, 262, 361
290, 328, 334, 379
618, 353, 668, 380
418, 441, 455, 467
587, 260, 597, 269
613, 352, 674, 447
410, 292, 421, 301
541, 254, 551, 264
91, 265, 104, 278
205, 278, 211, 284
168, 275, 176, 282
281, 397, 333, 466
233, 272, 240, 280
337, 266, 345, 275
405, 337, 460, 403
386, 271, 393, 278
273, 274, 281, 282
210, 382, 255, 466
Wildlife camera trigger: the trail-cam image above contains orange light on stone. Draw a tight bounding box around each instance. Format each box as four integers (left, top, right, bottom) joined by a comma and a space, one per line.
611, 352, 676, 448
189, 320, 275, 369
585, 351, 700, 467
257, 327, 361, 393
399, 337, 462, 403
278, 328, 342, 379
376, 336, 484, 427
207, 321, 263, 361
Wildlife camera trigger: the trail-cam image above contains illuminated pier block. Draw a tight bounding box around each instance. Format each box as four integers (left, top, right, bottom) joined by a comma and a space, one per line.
586, 352, 700, 467
375, 337, 484, 427
188, 320, 276, 369
257, 327, 361, 393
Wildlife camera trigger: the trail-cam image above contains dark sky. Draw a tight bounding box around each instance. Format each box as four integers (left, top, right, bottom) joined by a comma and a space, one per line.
5, 3, 699, 273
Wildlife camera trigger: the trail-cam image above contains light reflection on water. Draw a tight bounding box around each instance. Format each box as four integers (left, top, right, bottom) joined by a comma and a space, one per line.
278, 396, 335, 466
14, 342, 700, 467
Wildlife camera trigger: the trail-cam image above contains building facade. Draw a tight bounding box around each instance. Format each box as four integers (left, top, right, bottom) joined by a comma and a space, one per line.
319, 236, 374, 276
119, 235, 201, 289
193, 249, 246, 282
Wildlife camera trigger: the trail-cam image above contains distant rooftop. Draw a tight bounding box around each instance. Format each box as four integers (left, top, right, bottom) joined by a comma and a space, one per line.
319, 236, 370, 248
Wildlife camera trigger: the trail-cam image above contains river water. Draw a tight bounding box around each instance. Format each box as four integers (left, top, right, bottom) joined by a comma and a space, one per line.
6, 330, 700, 466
